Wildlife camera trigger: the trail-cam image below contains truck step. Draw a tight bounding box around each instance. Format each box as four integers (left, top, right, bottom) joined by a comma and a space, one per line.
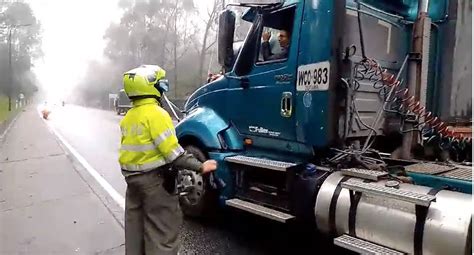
341, 168, 388, 181
225, 198, 294, 223
334, 234, 406, 255
341, 179, 436, 207
225, 155, 296, 172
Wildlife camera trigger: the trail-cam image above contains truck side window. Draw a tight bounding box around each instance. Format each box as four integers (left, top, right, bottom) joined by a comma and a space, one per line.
257, 6, 295, 64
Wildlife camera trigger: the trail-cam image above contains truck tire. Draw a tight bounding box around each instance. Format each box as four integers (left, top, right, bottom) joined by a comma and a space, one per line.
178, 145, 217, 217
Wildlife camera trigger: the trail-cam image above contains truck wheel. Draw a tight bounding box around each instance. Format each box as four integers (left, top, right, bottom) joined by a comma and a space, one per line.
178, 145, 217, 217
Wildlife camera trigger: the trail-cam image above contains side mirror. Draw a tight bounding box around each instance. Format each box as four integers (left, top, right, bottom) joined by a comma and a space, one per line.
217, 10, 236, 72
343, 44, 356, 60
234, 13, 263, 76
158, 79, 170, 92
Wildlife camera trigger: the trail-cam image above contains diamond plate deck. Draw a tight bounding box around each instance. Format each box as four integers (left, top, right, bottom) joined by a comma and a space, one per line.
404, 163, 455, 175
225, 198, 294, 223
334, 235, 406, 255
225, 155, 296, 171
341, 179, 436, 207
341, 168, 388, 181
439, 167, 472, 181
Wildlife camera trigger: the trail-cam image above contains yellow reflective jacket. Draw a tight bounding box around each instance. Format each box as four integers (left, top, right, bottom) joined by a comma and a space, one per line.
119, 98, 184, 175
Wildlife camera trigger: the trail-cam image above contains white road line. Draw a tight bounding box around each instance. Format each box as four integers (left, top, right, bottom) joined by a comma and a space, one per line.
37, 107, 126, 210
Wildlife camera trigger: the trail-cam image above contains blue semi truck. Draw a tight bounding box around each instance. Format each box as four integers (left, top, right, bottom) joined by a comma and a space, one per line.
115, 89, 132, 115
172, 0, 472, 254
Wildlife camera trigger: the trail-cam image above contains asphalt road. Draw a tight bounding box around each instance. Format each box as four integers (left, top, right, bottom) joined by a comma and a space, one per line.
46, 104, 348, 255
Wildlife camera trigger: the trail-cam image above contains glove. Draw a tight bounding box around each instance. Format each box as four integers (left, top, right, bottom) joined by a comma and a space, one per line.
162, 168, 178, 195
209, 172, 226, 190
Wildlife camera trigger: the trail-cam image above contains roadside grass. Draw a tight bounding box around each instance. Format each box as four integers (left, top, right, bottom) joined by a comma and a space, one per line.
0, 94, 21, 123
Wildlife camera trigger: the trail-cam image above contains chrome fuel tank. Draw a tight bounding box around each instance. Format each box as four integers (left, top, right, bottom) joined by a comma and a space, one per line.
315, 172, 472, 255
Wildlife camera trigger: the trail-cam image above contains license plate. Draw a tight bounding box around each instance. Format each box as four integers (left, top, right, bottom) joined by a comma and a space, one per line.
296, 61, 330, 91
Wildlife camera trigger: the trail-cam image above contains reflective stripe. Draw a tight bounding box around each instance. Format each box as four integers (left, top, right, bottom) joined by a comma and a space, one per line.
120, 143, 156, 152
127, 92, 149, 97
126, 92, 139, 97
120, 159, 166, 172
153, 129, 174, 146
165, 146, 184, 163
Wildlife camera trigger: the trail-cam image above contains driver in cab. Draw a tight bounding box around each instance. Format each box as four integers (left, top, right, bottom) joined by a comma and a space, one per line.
261, 29, 290, 61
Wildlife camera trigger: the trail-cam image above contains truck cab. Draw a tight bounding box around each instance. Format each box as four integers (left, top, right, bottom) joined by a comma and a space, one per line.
174, 1, 472, 254
115, 89, 132, 115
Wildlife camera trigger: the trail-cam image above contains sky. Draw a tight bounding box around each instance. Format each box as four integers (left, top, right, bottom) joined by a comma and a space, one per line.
26, 0, 216, 102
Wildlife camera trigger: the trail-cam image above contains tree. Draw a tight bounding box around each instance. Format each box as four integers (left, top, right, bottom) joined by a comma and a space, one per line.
78, 0, 232, 107
0, 1, 41, 98
76, 0, 200, 107
196, 0, 221, 83
170, 0, 199, 97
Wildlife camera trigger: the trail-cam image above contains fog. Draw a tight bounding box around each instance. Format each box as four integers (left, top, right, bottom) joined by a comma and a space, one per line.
24, 0, 223, 108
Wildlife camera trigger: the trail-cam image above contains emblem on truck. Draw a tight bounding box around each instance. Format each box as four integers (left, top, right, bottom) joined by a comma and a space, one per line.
249, 126, 281, 137
274, 74, 293, 84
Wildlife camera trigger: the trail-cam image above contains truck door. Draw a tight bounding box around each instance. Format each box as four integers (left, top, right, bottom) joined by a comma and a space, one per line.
227, 5, 302, 146
294, 1, 344, 148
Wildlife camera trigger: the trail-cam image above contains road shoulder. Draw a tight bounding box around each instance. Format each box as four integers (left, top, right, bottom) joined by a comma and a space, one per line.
0, 105, 125, 254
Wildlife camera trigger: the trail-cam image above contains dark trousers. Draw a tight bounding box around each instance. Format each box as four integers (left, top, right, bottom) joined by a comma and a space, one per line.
125, 170, 182, 255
